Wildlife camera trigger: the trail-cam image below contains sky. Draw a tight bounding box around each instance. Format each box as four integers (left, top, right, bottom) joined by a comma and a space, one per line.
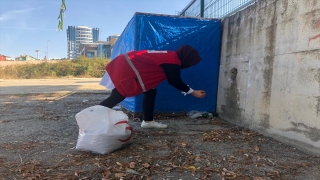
0, 0, 191, 59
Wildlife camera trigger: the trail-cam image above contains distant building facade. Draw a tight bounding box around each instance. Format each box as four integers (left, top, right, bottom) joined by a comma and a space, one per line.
67, 26, 99, 59
6, 56, 14, 61
0, 55, 7, 61
79, 43, 99, 58
79, 35, 119, 59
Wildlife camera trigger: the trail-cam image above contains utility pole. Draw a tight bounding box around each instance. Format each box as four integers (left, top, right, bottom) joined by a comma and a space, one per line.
44, 40, 50, 60
200, 0, 204, 17
35, 50, 40, 60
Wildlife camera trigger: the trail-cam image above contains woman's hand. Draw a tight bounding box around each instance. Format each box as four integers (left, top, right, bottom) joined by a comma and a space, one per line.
192, 90, 206, 98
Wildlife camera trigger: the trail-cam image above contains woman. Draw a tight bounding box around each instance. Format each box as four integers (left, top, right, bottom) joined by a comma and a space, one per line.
99, 45, 206, 129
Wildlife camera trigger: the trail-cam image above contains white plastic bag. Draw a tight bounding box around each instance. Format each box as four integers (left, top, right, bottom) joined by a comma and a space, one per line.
75, 105, 132, 154
187, 110, 206, 118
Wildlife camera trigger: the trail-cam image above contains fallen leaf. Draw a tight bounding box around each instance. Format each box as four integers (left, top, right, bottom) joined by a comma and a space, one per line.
168, 162, 179, 168
188, 165, 196, 172
255, 145, 260, 152
203, 167, 220, 173
195, 156, 201, 162
115, 173, 127, 178
102, 169, 111, 178
116, 162, 123, 166
256, 162, 265, 167
181, 142, 188, 147
164, 167, 172, 172
206, 161, 211, 166
256, 156, 261, 160
35, 174, 41, 178
94, 162, 101, 167
142, 163, 150, 168
129, 162, 136, 168
22, 173, 30, 177
126, 168, 141, 175
74, 170, 83, 176
223, 168, 236, 174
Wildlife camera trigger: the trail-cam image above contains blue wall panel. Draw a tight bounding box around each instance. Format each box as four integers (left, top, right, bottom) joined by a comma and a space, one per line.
111, 13, 221, 113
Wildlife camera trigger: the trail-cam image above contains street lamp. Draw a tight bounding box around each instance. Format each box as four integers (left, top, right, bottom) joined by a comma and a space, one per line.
44, 40, 50, 60
35, 50, 40, 60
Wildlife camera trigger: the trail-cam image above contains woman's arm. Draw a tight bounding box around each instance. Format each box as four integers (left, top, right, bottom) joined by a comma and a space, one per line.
160, 64, 206, 98
160, 64, 189, 92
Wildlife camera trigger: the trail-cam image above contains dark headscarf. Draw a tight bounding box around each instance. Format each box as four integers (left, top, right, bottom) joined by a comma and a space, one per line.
176, 45, 202, 68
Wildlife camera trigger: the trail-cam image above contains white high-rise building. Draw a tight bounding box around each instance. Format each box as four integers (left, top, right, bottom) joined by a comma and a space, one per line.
67, 26, 99, 59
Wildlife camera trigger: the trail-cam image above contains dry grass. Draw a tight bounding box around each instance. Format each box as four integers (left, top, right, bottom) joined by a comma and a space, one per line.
0, 57, 109, 79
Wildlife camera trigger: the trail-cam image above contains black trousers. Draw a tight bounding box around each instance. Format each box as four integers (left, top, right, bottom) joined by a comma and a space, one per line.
99, 88, 157, 121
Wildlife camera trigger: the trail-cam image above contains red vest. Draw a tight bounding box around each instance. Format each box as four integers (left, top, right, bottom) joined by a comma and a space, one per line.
106, 50, 181, 97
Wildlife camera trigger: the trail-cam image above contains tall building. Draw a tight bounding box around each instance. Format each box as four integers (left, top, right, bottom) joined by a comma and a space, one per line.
67, 26, 99, 59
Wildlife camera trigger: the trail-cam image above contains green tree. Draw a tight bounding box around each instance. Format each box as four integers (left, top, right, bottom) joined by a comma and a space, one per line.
58, 0, 66, 31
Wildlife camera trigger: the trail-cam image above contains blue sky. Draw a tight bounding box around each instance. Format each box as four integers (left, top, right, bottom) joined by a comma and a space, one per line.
0, 0, 191, 59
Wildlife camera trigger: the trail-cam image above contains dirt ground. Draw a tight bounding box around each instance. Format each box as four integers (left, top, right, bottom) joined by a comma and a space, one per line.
1, 79, 320, 180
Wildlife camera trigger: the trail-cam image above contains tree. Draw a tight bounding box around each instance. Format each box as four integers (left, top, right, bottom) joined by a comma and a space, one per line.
58, 0, 66, 31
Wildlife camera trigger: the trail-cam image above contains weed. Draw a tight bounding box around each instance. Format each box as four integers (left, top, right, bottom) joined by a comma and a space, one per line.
0, 57, 110, 79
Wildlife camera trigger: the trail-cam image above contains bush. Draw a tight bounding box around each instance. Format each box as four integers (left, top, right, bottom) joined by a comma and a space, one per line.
0, 57, 109, 79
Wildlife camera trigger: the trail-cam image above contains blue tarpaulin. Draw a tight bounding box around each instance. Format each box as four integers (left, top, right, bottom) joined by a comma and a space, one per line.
111, 12, 221, 113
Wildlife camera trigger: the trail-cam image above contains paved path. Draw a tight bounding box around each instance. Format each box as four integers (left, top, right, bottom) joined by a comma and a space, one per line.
0, 78, 108, 94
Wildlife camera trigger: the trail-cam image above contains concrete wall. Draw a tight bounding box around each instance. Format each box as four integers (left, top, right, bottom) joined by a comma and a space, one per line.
217, 0, 320, 155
